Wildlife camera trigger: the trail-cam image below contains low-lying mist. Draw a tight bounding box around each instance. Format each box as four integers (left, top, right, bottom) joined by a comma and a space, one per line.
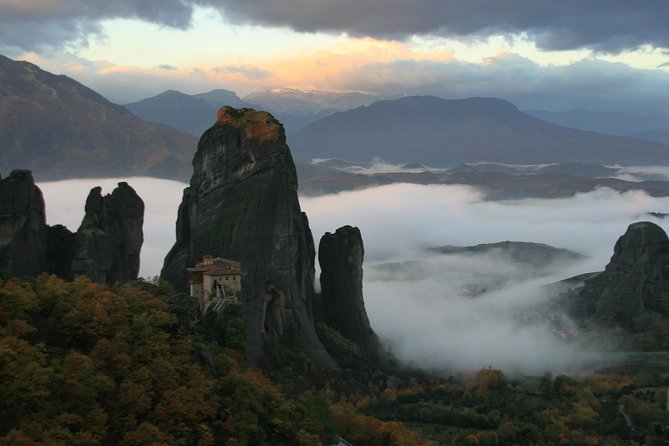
301, 183, 669, 374
39, 179, 669, 374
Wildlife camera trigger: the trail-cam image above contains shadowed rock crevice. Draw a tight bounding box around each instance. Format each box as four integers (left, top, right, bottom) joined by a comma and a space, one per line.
263, 284, 285, 337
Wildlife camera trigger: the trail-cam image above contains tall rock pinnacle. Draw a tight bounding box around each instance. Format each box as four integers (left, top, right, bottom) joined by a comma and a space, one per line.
71, 182, 144, 284
318, 226, 385, 363
0, 170, 47, 277
162, 107, 337, 367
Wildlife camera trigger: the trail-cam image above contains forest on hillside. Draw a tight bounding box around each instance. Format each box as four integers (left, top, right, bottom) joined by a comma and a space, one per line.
1, 275, 669, 445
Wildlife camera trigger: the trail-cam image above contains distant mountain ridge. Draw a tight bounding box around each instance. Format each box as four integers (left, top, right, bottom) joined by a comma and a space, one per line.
290, 95, 669, 166
0, 55, 197, 181
632, 129, 669, 147
525, 108, 669, 138
430, 241, 584, 269
124, 89, 252, 136
244, 88, 378, 113
125, 87, 380, 137
295, 159, 669, 199
243, 88, 380, 135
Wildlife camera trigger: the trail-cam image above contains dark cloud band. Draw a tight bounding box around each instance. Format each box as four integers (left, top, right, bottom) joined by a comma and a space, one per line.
0, 0, 194, 52
1, 0, 668, 53
209, 0, 669, 53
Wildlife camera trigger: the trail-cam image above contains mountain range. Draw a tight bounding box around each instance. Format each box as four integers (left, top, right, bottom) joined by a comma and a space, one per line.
289, 95, 669, 166
0, 55, 197, 181
244, 88, 379, 135
525, 108, 669, 138
126, 87, 379, 136
124, 89, 250, 137
4, 54, 669, 192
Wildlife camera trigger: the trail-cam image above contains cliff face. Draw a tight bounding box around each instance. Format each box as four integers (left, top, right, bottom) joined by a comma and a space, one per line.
0, 170, 47, 277
318, 226, 384, 361
577, 221, 669, 330
72, 182, 144, 284
162, 107, 337, 367
161, 188, 192, 291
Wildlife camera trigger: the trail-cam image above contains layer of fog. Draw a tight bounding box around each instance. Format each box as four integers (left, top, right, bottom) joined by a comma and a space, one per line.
615, 165, 669, 182
301, 184, 669, 374
38, 178, 669, 374
312, 158, 445, 174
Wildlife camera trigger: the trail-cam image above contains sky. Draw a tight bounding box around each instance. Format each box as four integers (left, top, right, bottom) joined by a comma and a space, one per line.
1, 0, 669, 112
37, 177, 669, 372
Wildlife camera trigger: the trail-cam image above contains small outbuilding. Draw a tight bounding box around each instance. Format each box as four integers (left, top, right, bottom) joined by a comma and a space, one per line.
187, 255, 243, 313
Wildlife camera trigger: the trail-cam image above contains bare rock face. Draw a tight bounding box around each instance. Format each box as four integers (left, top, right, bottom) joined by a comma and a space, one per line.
577, 221, 669, 330
162, 106, 337, 367
318, 226, 384, 362
72, 182, 144, 284
0, 170, 47, 276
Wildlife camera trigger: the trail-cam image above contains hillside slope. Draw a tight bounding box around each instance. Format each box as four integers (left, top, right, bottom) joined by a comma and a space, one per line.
291, 96, 669, 166
0, 55, 196, 181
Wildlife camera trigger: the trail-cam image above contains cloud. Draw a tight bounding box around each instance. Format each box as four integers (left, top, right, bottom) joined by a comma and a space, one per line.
214, 65, 271, 80
333, 55, 669, 113
157, 64, 178, 70
17, 42, 669, 112
2, 1, 668, 54
658, 61, 669, 68
0, 0, 195, 52
207, 0, 669, 53
17, 53, 227, 103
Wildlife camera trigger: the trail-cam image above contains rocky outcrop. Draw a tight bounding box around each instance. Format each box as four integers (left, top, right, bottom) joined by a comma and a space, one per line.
576, 221, 669, 330
318, 226, 384, 362
0, 170, 48, 277
72, 182, 144, 284
0, 172, 144, 283
162, 106, 337, 368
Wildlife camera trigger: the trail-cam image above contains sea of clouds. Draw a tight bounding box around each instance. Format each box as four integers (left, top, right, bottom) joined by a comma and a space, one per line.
39, 178, 669, 374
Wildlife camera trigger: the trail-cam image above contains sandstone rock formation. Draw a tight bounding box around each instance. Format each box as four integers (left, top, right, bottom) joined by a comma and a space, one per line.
576, 221, 669, 330
162, 106, 337, 367
318, 226, 384, 362
0, 171, 144, 283
72, 182, 144, 284
0, 170, 48, 277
